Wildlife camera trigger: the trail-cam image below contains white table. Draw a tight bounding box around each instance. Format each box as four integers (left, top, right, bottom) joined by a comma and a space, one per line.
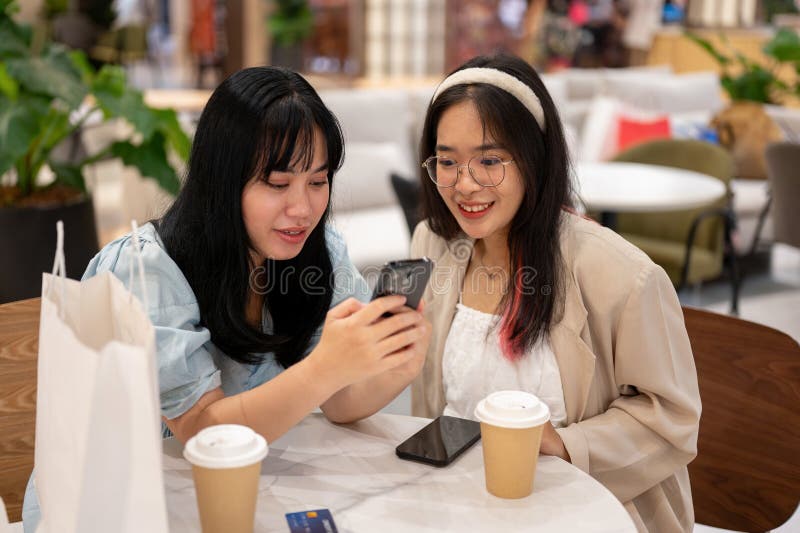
575, 162, 727, 225
163, 413, 636, 532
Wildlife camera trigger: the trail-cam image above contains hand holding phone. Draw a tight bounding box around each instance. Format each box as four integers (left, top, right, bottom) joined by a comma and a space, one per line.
396, 416, 481, 467
371, 257, 434, 312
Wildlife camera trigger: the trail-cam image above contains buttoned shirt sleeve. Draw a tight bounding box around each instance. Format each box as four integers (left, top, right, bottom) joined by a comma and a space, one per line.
82, 224, 222, 420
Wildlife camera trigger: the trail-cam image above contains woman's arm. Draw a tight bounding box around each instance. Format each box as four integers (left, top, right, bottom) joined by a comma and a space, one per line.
165, 295, 423, 444
553, 264, 701, 503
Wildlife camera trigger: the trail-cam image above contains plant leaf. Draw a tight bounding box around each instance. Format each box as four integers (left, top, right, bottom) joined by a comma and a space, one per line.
764, 28, 800, 62
152, 108, 190, 160
49, 160, 85, 192
685, 31, 730, 66
0, 61, 19, 99
0, 96, 44, 179
68, 49, 95, 85
4, 56, 86, 109
110, 132, 181, 195
0, 13, 31, 58
92, 65, 158, 139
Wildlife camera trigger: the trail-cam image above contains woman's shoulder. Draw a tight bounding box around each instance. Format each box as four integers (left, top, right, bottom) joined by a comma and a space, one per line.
563, 212, 657, 274
410, 220, 465, 260
82, 222, 198, 310
560, 212, 669, 300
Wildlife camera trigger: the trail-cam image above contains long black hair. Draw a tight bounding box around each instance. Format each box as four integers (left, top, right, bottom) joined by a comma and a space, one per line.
419, 54, 573, 358
158, 66, 344, 368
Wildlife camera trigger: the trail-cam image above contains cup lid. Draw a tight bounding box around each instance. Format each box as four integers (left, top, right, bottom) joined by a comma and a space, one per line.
183, 424, 268, 469
474, 390, 550, 429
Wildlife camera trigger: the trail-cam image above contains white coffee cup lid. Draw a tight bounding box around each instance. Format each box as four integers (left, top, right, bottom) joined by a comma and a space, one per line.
183, 424, 268, 469
474, 390, 551, 429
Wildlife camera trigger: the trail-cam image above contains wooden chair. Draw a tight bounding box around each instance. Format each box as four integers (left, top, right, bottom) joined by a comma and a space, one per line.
0, 298, 40, 523
682, 306, 800, 531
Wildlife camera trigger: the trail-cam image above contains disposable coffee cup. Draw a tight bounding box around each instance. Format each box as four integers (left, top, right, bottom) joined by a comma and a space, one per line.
183, 424, 268, 533
474, 390, 550, 499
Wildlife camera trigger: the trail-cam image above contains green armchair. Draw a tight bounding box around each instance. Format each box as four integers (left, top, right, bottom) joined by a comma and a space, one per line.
610, 139, 740, 313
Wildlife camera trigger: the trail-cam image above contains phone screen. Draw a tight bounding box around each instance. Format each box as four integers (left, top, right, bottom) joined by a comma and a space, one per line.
395, 416, 481, 467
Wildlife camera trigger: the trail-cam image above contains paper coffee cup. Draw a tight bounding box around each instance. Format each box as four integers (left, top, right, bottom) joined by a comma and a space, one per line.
474, 391, 550, 499
183, 424, 269, 533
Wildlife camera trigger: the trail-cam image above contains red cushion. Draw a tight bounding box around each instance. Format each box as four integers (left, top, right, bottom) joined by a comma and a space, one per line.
616, 116, 671, 153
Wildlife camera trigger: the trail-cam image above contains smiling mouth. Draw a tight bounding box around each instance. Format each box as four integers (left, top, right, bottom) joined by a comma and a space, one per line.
458, 202, 494, 213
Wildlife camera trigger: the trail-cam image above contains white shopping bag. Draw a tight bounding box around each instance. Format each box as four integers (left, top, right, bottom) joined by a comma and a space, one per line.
34, 221, 168, 533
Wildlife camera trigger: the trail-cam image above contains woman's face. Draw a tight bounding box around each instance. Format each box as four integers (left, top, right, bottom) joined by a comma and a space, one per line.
242, 127, 330, 264
434, 100, 526, 241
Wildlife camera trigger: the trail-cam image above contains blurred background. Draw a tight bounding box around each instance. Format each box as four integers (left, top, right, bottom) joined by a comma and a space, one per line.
3, 0, 800, 324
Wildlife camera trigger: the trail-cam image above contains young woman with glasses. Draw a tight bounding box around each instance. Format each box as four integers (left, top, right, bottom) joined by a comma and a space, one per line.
410, 54, 700, 532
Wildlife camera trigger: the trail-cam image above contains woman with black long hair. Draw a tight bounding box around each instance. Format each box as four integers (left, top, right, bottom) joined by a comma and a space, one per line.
410, 54, 700, 532
24, 66, 431, 529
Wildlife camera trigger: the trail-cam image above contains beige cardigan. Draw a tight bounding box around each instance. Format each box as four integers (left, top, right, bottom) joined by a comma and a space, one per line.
410, 213, 701, 533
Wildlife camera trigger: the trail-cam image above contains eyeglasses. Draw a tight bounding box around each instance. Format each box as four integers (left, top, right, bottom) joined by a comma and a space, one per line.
422, 155, 514, 188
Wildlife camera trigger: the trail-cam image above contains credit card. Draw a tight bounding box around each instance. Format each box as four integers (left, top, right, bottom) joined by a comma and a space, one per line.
285, 508, 338, 533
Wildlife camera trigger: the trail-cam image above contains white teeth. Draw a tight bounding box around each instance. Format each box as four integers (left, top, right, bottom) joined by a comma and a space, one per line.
459, 203, 492, 213
281, 230, 301, 235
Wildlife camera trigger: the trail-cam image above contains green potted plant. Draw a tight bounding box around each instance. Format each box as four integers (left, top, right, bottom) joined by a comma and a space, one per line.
687, 28, 800, 178
268, 0, 314, 70
0, 0, 190, 303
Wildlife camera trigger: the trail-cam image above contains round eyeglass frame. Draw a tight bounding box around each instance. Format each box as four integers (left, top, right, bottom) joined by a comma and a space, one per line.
421, 155, 515, 188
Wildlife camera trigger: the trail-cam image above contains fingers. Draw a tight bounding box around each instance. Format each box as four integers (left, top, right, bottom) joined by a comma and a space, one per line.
372, 309, 422, 340
326, 297, 365, 320
354, 295, 407, 324
375, 345, 417, 373
375, 323, 427, 355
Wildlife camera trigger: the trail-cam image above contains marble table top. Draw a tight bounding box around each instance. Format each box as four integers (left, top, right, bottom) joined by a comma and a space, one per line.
576, 161, 727, 213
163, 413, 636, 532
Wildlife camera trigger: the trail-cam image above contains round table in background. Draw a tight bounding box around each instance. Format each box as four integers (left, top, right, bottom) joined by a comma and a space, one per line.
575, 162, 727, 227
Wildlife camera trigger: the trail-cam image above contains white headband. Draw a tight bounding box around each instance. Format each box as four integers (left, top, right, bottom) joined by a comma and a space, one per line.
432, 67, 546, 132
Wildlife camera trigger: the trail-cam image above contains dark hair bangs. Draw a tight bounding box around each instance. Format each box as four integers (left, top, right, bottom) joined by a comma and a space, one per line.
258, 94, 345, 181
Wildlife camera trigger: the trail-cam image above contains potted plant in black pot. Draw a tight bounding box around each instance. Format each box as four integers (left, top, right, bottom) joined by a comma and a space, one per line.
687, 28, 800, 179
0, 0, 190, 303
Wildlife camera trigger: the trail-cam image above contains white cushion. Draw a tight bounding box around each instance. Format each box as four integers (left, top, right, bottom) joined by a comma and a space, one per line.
604, 71, 723, 114
563, 65, 673, 102
320, 88, 411, 145
332, 142, 411, 212
331, 206, 410, 272
577, 97, 622, 163
541, 73, 569, 117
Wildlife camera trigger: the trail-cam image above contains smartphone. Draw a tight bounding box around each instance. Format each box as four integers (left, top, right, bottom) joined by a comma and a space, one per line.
371, 257, 434, 311
395, 415, 481, 467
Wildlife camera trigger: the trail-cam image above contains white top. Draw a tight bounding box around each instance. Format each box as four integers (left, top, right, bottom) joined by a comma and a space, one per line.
442, 303, 568, 429
162, 413, 638, 532
576, 161, 727, 212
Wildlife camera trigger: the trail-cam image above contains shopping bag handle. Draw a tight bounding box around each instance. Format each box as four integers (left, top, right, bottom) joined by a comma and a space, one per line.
47, 220, 149, 311
128, 220, 150, 311
46, 220, 67, 316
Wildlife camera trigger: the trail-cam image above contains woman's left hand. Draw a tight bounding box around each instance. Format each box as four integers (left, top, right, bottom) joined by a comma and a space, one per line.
540, 422, 571, 462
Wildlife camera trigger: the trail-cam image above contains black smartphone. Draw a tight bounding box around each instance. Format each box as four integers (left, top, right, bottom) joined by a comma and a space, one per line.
395, 415, 481, 467
371, 257, 434, 311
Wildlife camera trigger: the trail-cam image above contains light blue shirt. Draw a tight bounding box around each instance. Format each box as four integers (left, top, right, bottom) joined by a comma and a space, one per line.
86, 222, 371, 424
22, 222, 371, 532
